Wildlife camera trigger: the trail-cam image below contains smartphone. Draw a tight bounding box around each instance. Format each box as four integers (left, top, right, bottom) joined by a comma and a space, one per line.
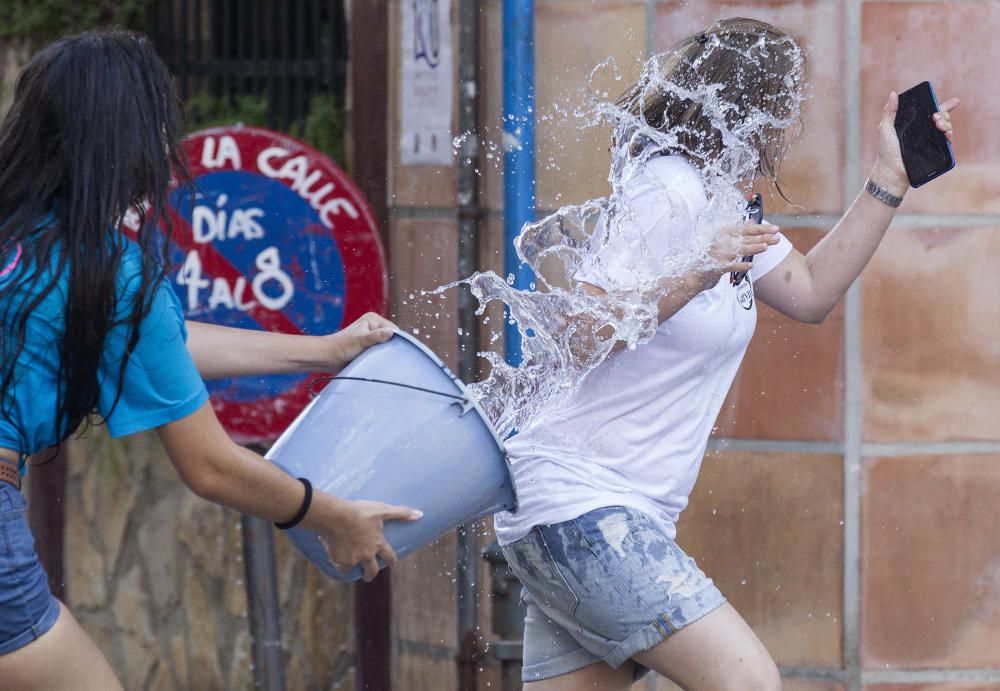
731, 193, 762, 286
894, 81, 955, 188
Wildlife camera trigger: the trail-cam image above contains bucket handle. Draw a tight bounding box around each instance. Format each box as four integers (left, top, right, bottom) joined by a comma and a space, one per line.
309, 375, 470, 406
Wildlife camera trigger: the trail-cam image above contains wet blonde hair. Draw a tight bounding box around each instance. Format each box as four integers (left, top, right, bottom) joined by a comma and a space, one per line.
616, 17, 805, 187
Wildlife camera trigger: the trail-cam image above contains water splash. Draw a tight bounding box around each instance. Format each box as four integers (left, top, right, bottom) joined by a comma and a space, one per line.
440, 27, 805, 439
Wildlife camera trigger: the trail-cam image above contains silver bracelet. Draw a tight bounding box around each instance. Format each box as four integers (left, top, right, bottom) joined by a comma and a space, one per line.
865, 178, 903, 208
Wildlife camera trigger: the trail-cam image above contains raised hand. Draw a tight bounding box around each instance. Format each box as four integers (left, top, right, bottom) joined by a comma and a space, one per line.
321, 312, 397, 372
696, 222, 780, 292
873, 90, 961, 197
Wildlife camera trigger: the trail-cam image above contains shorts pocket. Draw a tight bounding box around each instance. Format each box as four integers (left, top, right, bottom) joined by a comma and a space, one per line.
1, 504, 38, 573
573, 509, 679, 608
575, 507, 649, 562
0, 485, 27, 518
503, 531, 580, 617
0, 506, 25, 524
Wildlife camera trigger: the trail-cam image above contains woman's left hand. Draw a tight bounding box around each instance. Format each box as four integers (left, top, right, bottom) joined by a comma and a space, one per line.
321, 312, 397, 371
873, 90, 961, 196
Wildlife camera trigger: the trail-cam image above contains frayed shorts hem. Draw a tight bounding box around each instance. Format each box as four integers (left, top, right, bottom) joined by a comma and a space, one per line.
519, 588, 726, 682
0, 595, 60, 656
604, 587, 727, 669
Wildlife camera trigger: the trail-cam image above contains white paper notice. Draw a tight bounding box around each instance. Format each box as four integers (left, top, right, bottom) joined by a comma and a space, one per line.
400, 0, 453, 166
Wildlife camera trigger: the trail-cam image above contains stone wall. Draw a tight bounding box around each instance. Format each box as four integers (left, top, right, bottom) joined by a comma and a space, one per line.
57, 429, 357, 690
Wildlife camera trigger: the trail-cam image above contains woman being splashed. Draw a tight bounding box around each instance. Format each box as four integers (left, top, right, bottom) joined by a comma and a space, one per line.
0, 31, 420, 689
494, 18, 958, 689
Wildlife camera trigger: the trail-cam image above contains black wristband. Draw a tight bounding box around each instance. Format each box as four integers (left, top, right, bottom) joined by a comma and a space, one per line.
275, 478, 313, 530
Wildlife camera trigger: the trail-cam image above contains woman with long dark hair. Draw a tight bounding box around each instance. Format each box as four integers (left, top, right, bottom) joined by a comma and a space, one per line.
0, 31, 417, 689
494, 18, 958, 689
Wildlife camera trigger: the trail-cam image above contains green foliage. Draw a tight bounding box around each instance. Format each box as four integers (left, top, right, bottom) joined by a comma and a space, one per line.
0, 0, 151, 41
184, 92, 349, 170
183, 93, 271, 132
297, 93, 349, 171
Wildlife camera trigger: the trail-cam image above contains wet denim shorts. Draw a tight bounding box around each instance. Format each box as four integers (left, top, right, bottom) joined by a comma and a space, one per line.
0, 484, 61, 655
501, 505, 726, 681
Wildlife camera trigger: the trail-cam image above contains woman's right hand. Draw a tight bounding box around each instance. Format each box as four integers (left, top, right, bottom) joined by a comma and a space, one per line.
304, 493, 423, 582
321, 312, 398, 373
695, 222, 780, 292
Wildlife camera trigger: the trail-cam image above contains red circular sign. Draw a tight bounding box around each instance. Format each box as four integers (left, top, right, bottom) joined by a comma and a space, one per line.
155, 126, 387, 445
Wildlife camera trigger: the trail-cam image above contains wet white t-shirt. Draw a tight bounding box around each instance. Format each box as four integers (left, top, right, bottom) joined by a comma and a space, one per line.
494, 156, 793, 545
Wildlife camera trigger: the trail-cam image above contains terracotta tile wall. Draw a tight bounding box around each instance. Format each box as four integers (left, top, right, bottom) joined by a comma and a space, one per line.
388, 1, 1000, 689
648, 2, 1000, 689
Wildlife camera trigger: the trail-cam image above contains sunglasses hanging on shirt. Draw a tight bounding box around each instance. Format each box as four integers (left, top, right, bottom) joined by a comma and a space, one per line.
730, 193, 763, 287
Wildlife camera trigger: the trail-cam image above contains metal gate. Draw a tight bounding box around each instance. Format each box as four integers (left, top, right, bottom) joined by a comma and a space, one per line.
146, 0, 348, 134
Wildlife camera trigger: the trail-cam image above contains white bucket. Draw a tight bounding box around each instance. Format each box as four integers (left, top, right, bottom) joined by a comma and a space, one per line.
266, 331, 516, 581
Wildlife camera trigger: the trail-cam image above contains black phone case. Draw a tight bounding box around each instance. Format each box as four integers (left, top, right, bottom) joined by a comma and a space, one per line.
894, 81, 955, 188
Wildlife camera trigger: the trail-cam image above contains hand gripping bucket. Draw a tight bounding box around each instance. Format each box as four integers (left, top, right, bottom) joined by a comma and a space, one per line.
266, 331, 517, 581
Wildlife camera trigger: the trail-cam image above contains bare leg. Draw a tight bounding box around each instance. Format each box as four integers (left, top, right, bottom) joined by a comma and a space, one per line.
523, 660, 637, 691
633, 603, 781, 691
0, 602, 123, 691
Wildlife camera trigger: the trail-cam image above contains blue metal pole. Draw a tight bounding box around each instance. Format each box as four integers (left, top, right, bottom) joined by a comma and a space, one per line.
502, 0, 536, 367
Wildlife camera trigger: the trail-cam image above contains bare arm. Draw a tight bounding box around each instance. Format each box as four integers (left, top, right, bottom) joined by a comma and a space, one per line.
186, 312, 396, 379
156, 402, 420, 581
754, 189, 896, 323
756, 92, 959, 323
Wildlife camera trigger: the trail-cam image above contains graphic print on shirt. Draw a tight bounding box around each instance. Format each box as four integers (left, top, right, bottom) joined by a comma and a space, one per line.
734, 274, 754, 310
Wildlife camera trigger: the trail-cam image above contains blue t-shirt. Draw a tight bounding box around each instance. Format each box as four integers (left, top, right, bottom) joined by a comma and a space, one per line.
0, 234, 208, 460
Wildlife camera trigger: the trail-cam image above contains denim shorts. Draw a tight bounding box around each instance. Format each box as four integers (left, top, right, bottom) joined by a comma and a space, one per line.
0, 484, 61, 655
501, 505, 726, 681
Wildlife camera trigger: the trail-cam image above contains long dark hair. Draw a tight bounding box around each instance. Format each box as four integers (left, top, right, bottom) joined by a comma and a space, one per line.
616, 17, 805, 187
0, 30, 188, 449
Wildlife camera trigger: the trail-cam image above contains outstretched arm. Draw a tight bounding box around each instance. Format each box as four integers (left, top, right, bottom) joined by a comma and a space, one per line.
157, 401, 421, 581
756, 92, 959, 323
186, 312, 396, 379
